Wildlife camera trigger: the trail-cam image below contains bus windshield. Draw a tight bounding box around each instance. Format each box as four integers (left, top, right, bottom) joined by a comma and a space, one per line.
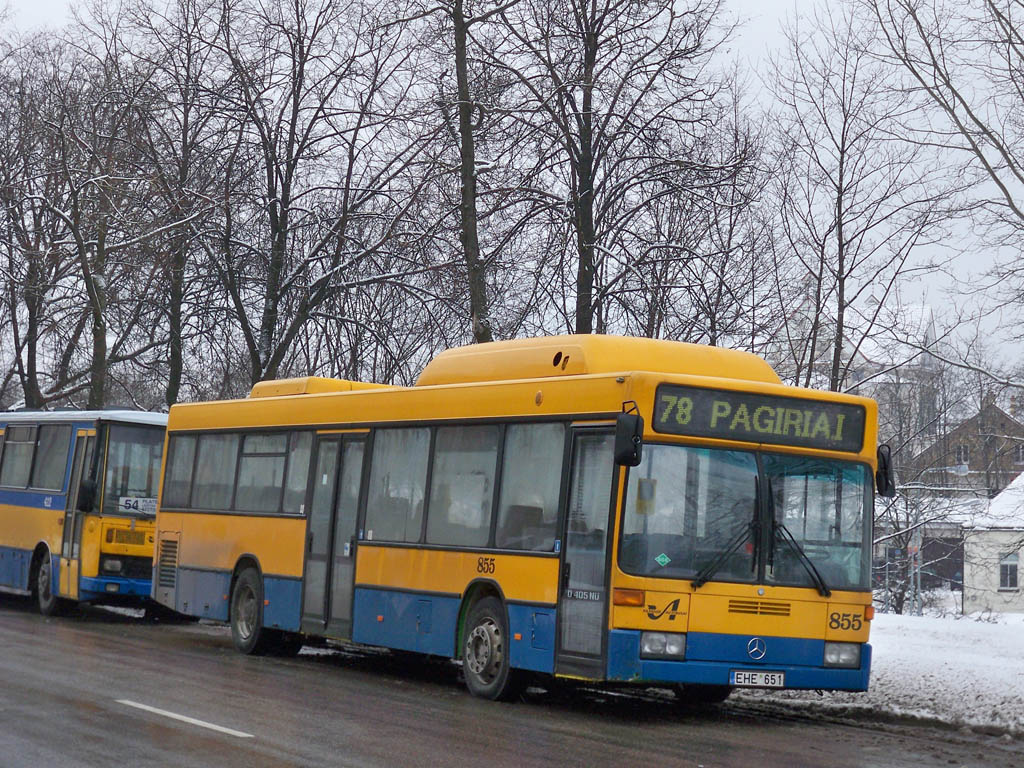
619, 444, 872, 590
764, 453, 872, 591
620, 445, 758, 583
102, 424, 165, 517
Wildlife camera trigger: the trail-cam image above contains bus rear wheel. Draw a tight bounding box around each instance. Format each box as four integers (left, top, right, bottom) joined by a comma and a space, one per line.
33, 554, 64, 617
230, 567, 272, 655
462, 596, 522, 701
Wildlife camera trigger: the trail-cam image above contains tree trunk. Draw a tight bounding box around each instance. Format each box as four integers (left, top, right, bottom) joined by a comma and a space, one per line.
453, 0, 492, 344
573, 29, 599, 335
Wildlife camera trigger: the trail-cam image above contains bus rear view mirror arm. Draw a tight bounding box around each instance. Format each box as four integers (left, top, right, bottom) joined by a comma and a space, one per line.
615, 404, 643, 467
875, 444, 896, 498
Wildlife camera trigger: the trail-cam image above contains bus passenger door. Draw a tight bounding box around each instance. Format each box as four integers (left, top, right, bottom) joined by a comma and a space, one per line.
302, 435, 365, 637
326, 438, 364, 637
302, 437, 340, 633
555, 430, 615, 680
60, 431, 95, 599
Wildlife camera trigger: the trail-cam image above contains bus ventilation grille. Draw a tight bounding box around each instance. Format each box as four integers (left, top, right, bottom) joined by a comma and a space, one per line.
728, 599, 790, 617
158, 540, 178, 589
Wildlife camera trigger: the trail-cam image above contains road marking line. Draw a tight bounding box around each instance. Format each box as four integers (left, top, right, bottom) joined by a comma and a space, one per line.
116, 699, 254, 739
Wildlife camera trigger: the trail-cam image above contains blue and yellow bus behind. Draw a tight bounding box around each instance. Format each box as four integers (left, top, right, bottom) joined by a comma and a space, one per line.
153, 336, 892, 700
0, 410, 167, 614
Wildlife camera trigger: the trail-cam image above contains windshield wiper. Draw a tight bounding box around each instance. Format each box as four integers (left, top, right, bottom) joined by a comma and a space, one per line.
772, 520, 831, 597
692, 479, 759, 590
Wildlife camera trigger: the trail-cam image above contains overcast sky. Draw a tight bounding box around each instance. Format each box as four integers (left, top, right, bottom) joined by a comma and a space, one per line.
2, 0, 1012, 359
4, 0, 804, 50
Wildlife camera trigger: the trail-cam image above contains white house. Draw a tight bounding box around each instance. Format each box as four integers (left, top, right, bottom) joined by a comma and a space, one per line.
962, 471, 1024, 614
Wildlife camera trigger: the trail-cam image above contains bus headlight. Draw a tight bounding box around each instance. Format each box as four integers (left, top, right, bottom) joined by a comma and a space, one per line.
640, 632, 686, 660
102, 557, 123, 574
824, 642, 861, 668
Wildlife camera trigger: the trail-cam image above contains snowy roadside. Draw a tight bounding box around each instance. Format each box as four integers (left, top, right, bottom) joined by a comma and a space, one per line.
733, 611, 1024, 736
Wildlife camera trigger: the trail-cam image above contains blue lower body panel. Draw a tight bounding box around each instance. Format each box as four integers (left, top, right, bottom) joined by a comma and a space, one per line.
351, 587, 557, 673
175, 567, 231, 620
171, 567, 300, 631
607, 630, 871, 691
263, 576, 301, 631
0, 545, 32, 591
80, 575, 151, 601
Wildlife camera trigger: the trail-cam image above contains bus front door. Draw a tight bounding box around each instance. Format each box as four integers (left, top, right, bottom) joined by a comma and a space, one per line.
301, 435, 365, 638
555, 429, 615, 680
60, 431, 95, 599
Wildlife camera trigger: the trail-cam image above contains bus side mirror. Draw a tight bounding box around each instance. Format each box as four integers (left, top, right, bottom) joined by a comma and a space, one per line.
615, 411, 644, 467
77, 479, 97, 512
876, 444, 895, 498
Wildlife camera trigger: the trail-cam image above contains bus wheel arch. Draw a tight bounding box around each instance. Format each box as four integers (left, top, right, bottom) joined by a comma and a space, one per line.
458, 582, 523, 701
455, 579, 504, 657
229, 557, 273, 655
30, 543, 63, 616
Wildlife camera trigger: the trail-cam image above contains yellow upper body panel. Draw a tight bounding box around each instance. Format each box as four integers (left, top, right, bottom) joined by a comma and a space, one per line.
415, 334, 782, 386
167, 336, 878, 466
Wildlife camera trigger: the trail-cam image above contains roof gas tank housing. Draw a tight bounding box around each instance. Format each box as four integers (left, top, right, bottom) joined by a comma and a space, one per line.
414, 335, 782, 386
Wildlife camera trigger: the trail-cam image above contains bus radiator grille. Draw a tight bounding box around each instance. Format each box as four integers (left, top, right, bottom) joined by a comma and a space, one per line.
728, 599, 791, 616
158, 540, 178, 589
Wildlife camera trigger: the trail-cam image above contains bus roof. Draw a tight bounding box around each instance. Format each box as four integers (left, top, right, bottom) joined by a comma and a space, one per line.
0, 410, 167, 427
416, 335, 782, 387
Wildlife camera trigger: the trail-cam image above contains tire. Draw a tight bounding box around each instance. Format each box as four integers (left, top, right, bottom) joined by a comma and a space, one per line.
230, 567, 272, 655
674, 683, 734, 705
33, 553, 64, 617
462, 596, 523, 701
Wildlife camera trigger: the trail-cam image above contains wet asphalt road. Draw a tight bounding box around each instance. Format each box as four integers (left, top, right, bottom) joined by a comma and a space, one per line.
0, 592, 1020, 768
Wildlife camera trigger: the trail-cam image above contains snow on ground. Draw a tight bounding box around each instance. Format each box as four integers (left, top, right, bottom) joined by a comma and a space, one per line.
736, 609, 1024, 735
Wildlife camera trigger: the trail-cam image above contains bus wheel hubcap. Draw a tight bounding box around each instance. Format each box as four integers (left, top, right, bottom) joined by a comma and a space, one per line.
38, 560, 51, 600
466, 619, 502, 680
237, 587, 256, 638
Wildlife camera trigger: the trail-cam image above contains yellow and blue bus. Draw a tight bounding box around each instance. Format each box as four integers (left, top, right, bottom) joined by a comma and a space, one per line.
153, 335, 893, 700
0, 410, 167, 614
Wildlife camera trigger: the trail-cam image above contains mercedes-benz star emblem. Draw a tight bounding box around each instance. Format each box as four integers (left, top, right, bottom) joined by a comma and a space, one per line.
747, 637, 767, 660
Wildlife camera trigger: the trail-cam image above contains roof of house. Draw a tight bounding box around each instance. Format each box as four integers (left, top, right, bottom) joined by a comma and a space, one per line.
964, 470, 1024, 529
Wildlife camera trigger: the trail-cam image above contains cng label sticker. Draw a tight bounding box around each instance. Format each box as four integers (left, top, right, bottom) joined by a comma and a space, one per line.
654, 553, 671, 567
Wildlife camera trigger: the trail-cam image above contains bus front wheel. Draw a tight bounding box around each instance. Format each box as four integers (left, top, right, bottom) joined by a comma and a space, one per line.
462, 596, 523, 701
230, 568, 272, 655
33, 554, 64, 617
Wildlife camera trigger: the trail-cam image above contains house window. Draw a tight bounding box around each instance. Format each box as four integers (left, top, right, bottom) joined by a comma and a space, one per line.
1001, 553, 1019, 590
1015, 444, 1024, 464
955, 444, 970, 464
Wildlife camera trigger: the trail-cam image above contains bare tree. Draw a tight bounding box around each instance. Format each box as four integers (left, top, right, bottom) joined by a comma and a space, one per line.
767, 4, 953, 392
867, 0, 1024, 337
205, 0, 445, 384
127, 0, 226, 406
0, 36, 86, 408
477, 0, 738, 334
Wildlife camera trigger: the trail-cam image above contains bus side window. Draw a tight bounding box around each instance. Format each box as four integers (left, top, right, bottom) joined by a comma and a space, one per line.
193, 433, 240, 510
366, 428, 430, 542
282, 432, 312, 513
0, 425, 36, 488
30, 425, 71, 491
163, 435, 197, 508
426, 425, 499, 548
235, 433, 288, 513
495, 423, 564, 551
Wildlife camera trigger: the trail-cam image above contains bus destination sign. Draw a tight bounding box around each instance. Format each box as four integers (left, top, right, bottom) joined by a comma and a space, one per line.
653, 384, 866, 453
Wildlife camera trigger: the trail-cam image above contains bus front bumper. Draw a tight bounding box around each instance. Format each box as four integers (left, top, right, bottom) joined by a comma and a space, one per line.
607, 630, 871, 691
79, 576, 151, 601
